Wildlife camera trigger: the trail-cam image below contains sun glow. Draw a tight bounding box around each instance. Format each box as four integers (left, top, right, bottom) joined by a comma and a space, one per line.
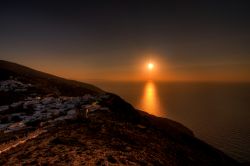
147, 63, 154, 70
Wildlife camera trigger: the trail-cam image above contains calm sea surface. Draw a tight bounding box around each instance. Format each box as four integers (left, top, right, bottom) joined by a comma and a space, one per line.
92, 81, 250, 162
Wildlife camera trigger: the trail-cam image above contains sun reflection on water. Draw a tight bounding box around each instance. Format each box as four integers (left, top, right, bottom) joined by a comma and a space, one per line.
138, 81, 163, 116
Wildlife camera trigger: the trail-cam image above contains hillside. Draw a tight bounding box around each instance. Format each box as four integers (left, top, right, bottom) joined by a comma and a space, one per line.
0, 60, 103, 106
0, 60, 240, 165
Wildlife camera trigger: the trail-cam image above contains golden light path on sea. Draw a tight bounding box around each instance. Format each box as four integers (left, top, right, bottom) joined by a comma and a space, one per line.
138, 81, 164, 117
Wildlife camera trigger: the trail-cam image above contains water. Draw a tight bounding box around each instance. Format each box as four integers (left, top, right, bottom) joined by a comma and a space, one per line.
92, 81, 250, 162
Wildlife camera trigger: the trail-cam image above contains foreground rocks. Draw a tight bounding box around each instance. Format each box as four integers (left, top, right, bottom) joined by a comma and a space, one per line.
0, 92, 240, 165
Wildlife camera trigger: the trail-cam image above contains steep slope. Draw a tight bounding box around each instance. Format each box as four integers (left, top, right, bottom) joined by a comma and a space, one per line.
0, 60, 103, 105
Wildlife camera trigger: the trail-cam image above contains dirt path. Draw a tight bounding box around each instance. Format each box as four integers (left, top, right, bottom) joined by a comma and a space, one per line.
0, 128, 47, 154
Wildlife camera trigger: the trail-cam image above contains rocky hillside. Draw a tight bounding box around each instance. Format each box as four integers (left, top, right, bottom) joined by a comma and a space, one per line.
0, 60, 103, 106
0, 60, 240, 165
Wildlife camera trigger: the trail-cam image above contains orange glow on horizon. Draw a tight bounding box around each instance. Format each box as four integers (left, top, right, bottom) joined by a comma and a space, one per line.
16, 58, 250, 83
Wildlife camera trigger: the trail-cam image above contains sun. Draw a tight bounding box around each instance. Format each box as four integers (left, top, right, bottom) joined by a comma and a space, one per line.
147, 63, 154, 70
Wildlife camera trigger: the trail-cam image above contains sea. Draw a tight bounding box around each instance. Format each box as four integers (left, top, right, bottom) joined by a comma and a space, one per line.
91, 81, 250, 162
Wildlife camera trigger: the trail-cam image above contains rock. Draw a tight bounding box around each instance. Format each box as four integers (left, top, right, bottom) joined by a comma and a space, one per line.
53, 115, 74, 122
0, 80, 30, 92
100, 94, 110, 99
25, 97, 33, 101
125, 146, 132, 151
5, 122, 26, 133
41, 97, 55, 105
0, 105, 9, 113
75, 107, 88, 120
24, 118, 42, 127
99, 107, 109, 112
0, 115, 10, 123
107, 155, 117, 163
101, 127, 106, 134
137, 124, 146, 129
23, 100, 39, 109
14, 88, 27, 92
10, 101, 23, 109
10, 115, 22, 122
0, 123, 11, 131
33, 104, 45, 111
84, 104, 101, 113
40, 121, 49, 127
67, 109, 76, 116
51, 109, 61, 117
81, 94, 92, 101
35, 96, 41, 100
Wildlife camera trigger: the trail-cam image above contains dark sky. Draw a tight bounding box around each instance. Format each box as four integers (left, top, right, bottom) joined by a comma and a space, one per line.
1, 0, 250, 81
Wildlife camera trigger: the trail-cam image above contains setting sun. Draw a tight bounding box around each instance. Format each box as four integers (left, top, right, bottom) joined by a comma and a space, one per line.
147, 63, 154, 70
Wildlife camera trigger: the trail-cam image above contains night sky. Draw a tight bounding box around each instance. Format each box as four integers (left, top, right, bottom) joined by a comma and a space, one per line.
1, 0, 250, 82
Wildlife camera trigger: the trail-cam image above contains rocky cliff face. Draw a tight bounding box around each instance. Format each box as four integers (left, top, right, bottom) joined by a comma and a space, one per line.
0, 60, 240, 165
